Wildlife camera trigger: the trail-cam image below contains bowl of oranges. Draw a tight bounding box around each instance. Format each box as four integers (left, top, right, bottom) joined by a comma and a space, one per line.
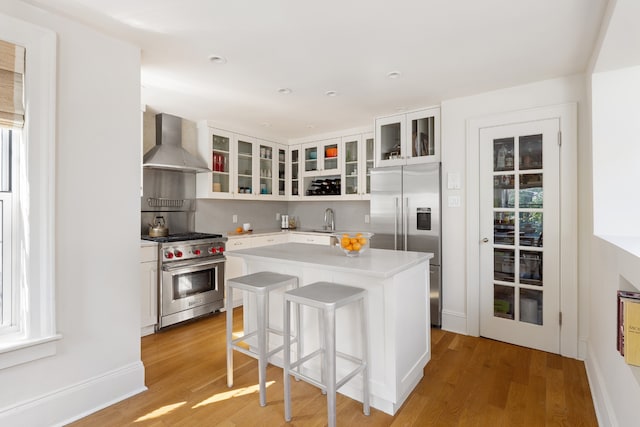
332, 232, 374, 257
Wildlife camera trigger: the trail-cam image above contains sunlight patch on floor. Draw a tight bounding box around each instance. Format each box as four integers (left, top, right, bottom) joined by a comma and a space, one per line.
134, 402, 186, 422
192, 381, 276, 408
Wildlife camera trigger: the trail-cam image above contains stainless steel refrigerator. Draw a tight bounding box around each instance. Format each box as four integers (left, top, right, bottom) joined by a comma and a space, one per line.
370, 163, 442, 326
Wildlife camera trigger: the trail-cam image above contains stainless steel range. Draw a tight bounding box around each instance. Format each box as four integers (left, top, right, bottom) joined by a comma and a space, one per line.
141, 113, 225, 330
143, 233, 227, 330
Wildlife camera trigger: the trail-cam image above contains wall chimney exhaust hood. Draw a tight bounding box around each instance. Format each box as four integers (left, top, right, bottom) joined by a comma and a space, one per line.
143, 113, 210, 173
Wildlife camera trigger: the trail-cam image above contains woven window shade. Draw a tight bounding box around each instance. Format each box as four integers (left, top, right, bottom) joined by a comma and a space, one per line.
0, 39, 25, 128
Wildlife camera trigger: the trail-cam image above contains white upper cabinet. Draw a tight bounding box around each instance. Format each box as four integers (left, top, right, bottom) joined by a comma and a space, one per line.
375, 107, 440, 167
196, 125, 235, 199
288, 144, 301, 198
196, 123, 284, 200
341, 132, 374, 200
301, 138, 341, 176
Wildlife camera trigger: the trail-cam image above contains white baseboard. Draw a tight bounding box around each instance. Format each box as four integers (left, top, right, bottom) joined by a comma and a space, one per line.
441, 309, 467, 335
584, 342, 615, 427
0, 361, 146, 426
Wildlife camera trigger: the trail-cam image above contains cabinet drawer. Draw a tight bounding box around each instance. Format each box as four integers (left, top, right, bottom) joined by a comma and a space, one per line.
252, 234, 288, 247
289, 233, 331, 245
140, 245, 157, 263
227, 238, 253, 251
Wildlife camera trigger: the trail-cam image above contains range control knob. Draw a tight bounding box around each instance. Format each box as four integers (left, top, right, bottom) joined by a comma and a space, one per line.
165, 252, 174, 259
192, 249, 201, 255
175, 250, 183, 258
209, 247, 217, 254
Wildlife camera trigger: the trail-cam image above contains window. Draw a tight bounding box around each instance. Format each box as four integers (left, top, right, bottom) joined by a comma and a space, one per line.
0, 14, 59, 369
0, 128, 15, 333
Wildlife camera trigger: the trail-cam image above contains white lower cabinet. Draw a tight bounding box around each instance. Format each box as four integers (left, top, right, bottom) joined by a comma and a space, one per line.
140, 245, 158, 336
288, 232, 332, 245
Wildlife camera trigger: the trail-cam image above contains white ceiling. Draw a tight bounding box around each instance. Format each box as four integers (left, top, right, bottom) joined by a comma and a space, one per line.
25, 0, 607, 140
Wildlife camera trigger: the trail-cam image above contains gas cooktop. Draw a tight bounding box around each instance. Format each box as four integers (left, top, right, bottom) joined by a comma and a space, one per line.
141, 232, 223, 243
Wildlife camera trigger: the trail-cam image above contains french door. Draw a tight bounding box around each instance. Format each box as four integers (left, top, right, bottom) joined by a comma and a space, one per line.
479, 119, 560, 353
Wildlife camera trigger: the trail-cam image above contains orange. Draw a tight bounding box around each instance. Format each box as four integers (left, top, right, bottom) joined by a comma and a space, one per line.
358, 237, 367, 245
341, 237, 351, 248
350, 237, 358, 245
352, 242, 362, 251
355, 232, 363, 237
235, 226, 243, 233
342, 233, 350, 238
345, 245, 353, 251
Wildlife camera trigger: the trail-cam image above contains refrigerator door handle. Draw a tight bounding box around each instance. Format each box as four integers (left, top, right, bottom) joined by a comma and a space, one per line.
404, 197, 409, 250
394, 197, 399, 250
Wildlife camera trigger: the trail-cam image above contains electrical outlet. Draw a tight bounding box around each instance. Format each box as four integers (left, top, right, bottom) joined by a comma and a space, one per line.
365, 214, 370, 224
232, 214, 238, 223
276, 213, 281, 221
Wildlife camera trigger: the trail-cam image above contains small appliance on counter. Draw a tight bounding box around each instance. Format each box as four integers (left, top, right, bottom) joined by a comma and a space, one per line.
281, 214, 289, 229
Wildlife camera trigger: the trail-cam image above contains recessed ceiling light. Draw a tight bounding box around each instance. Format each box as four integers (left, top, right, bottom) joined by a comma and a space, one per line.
325, 90, 338, 97
395, 106, 407, 112
387, 71, 401, 79
208, 55, 227, 64
261, 122, 271, 127
278, 88, 292, 94
306, 124, 315, 129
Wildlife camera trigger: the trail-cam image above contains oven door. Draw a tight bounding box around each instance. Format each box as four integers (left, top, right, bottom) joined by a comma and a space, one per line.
160, 257, 225, 318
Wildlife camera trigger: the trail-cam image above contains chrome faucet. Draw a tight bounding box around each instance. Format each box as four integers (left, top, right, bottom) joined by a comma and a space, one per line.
324, 208, 335, 231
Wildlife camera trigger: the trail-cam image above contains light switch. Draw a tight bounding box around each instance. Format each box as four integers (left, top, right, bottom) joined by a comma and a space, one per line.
232, 214, 238, 223
448, 195, 461, 208
447, 172, 461, 190
364, 214, 370, 224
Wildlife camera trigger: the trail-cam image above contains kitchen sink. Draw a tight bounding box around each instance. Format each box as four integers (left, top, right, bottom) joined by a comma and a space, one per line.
312, 229, 335, 234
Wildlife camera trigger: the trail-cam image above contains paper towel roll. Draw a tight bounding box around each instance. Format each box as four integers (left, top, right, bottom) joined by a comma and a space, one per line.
520, 298, 538, 324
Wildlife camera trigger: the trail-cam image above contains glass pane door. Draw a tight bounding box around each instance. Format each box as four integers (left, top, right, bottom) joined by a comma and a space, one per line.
258, 144, 273, 195
305, 146, 317, 172
344, 139, 358, 195
237, 139, 253, 195
291, 148, 299, 196
492, 134, 544, 325
365, 136, 374, 194
211, 133, 230, 193
278, 147, 286, 196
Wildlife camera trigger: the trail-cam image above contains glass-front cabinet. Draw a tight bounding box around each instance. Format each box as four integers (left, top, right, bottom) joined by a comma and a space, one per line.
492, 134, 544, 325
375, 107, 440, 167
196, 123, 284, 199
289, 145, 301, 198
341, 132, 374, 199
301, 138, 341, 176
196, 125, 235, 199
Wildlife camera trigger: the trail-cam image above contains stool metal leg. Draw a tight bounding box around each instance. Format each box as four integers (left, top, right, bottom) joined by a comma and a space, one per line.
226, 285, 234, 388
283, 298, 292, 422
256, 291, 267, 407
361, 297, 370, 416
326, 306, 337, 427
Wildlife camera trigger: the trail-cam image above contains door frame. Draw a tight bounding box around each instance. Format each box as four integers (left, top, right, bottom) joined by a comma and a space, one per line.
466, 103, 578, 358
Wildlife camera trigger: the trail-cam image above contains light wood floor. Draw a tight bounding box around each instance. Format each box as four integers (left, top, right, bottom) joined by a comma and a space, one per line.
70, 309, 598, 426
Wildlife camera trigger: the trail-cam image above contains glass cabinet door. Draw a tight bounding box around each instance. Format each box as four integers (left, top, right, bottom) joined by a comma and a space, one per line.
304, 146, 317, 173
376, 115, 404, 164
236, 138, 254, 195
278, 147, 286, 196
344, 137, 359, 195
364, 135, 374, 194
211, 132, 230, 193
258, 143, 273, 195
322, 141, 339, 172
492, 134, 544, 325
290, 147, 300, 196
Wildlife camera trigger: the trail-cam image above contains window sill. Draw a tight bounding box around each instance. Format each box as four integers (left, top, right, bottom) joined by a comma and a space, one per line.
596, 235, 640, 258
0, 334, 62, 370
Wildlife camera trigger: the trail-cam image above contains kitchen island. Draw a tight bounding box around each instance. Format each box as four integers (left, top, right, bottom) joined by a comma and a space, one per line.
226, 242, 432, 415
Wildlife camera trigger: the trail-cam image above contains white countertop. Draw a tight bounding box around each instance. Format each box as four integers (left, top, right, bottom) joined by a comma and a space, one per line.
227, 242, 432, 278
226, 229, 334, 239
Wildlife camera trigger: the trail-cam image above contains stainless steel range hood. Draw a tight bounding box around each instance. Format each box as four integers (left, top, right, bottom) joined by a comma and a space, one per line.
143, 113, 210, 173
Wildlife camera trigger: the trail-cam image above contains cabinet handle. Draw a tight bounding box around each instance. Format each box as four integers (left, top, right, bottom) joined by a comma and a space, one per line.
481, 237, 489, 243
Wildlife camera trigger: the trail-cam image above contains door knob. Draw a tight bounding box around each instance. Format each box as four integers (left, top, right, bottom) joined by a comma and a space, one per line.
481, 237, 489, 243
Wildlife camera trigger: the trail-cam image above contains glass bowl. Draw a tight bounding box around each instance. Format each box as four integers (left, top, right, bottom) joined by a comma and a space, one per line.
332, 232, 374, 257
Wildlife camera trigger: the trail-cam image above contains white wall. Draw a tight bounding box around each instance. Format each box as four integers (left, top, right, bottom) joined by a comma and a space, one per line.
0, 1, 144, 425
438, 75, 590, 337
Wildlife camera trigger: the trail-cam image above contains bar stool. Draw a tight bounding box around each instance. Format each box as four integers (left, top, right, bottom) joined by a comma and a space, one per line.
226, 271, 299, 407
283, 282, 369, 427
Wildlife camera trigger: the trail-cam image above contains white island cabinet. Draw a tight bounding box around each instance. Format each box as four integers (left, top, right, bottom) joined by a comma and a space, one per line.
226, 242, 432, 415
